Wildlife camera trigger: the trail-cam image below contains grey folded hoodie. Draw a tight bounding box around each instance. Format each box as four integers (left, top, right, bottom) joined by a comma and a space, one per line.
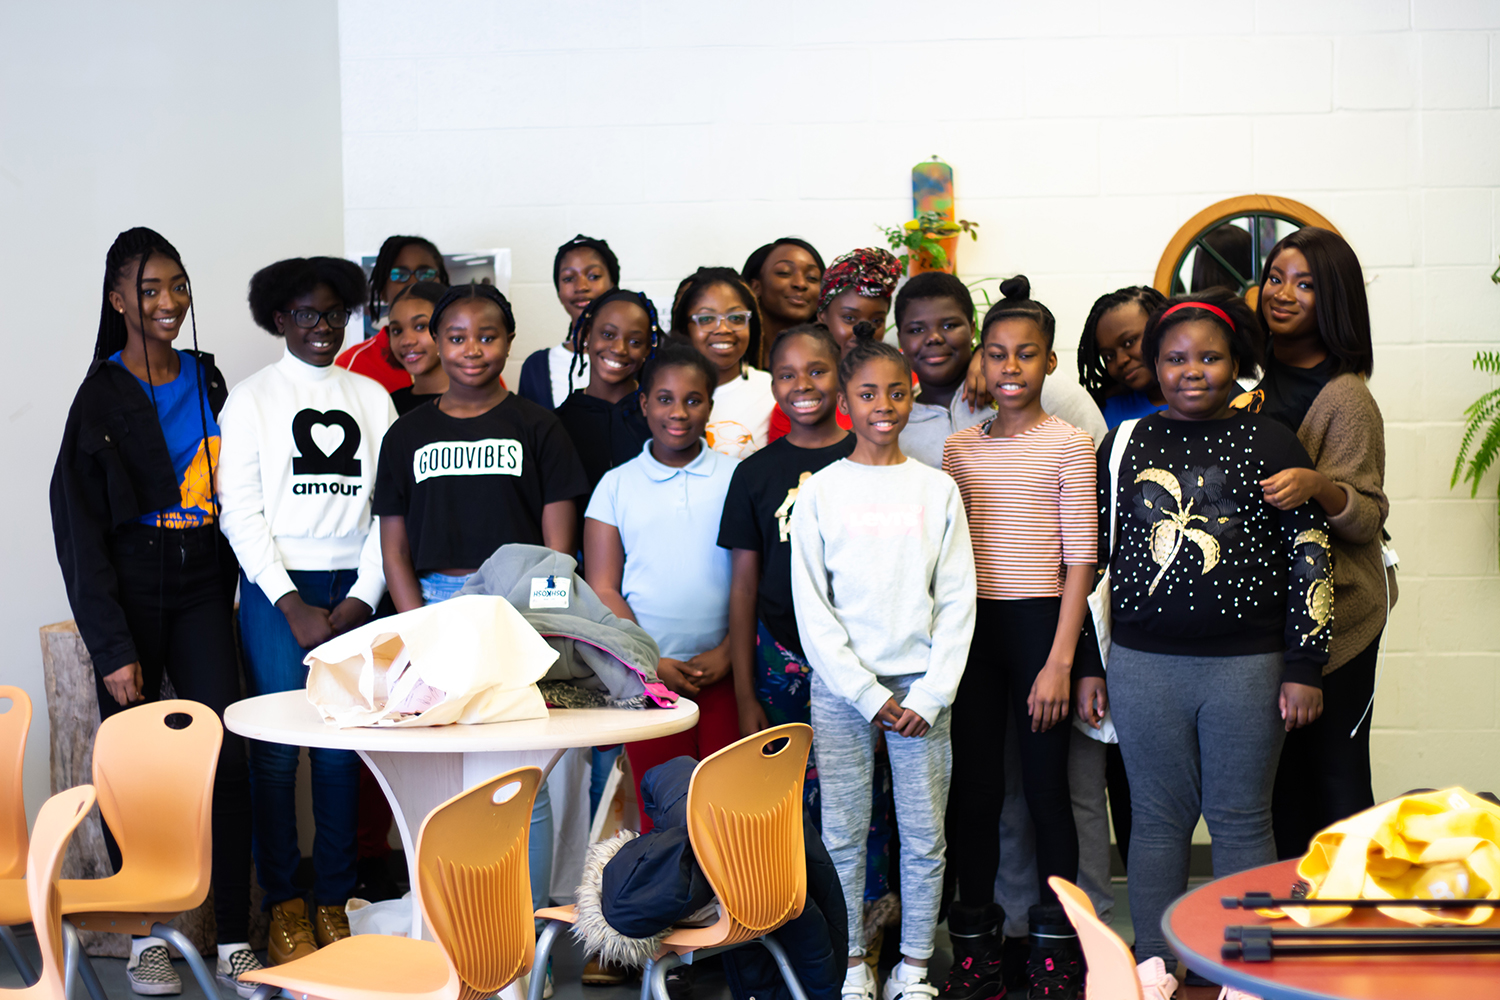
456, 544, 674, 708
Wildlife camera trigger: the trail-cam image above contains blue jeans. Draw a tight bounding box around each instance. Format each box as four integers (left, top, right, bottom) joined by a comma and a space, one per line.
240, 570, 361, 907
420, 569, 553, 908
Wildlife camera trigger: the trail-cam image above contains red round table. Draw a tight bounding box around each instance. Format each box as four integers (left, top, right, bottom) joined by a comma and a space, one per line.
1164, 859, 1500, 999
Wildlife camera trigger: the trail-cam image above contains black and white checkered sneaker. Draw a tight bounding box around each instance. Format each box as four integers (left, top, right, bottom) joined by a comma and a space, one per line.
217, 947, 266, 999
125, 943, 182, 996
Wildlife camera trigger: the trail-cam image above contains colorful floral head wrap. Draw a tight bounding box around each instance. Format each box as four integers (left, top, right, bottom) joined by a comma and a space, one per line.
817, 247, 902, 315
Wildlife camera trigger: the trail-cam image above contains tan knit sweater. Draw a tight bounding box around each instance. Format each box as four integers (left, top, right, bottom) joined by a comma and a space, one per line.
1298, 373, 1393, 673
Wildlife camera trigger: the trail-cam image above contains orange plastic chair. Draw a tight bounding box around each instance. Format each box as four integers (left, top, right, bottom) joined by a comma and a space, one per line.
1047, 876, 1144, 1000
241, 766, 541, 1000
0, 685, 36, 982
530, 723, 814, 1000
13, 784, 97, 1000
61, 699, 224, 1000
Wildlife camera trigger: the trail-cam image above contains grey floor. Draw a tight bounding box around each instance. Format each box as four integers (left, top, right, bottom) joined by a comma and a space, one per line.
0, 880, 1152, 1000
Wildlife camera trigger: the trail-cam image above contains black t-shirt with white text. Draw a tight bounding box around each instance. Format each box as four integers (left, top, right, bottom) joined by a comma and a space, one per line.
373, 394, 588, 573
716, 434, 855, 657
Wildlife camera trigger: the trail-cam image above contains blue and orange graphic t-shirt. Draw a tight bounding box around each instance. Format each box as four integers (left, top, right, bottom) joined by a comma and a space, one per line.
111, 350, 221, 528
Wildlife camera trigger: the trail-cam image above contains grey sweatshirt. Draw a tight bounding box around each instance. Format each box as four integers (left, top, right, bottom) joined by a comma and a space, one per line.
788, 458, 977, 724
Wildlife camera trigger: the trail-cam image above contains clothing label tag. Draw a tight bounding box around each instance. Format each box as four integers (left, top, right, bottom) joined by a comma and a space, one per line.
530, 576, 571, 609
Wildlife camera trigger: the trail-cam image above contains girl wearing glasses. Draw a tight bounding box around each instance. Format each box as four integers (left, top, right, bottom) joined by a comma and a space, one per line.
672, 266, 775, 459
218, 256, 398, 966
335, 235, 449, 392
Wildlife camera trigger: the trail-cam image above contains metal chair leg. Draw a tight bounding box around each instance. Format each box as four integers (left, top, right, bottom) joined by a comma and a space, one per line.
527, 920, 565, 1000
0, 924, 37, 986
759, 936, 812, 1000
153, 923, 222, 1000
646, 952, 682, 1000
247, 985, 279, 1000
62, 921, 107, 1000
639, 957, 655, 1000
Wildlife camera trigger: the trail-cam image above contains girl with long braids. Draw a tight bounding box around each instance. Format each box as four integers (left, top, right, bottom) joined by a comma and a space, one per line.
50, 228, 259, 997
1077, 285, 1169, 427
335, 234, 449, 392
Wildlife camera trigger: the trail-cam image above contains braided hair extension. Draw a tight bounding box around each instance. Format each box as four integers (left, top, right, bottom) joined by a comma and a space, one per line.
669, 267, 763, 379
366, 235, 448, 319
1076, 285, 1167, 406
566, 288, 663, 396
837, 320, 911, 390
98, 228, 220, 662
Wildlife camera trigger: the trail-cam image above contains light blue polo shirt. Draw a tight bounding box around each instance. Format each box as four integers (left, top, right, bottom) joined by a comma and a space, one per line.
584, 439, 738, 659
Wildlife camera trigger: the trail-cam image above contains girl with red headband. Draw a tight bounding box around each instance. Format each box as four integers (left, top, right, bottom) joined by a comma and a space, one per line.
1075, 287, 1334, 980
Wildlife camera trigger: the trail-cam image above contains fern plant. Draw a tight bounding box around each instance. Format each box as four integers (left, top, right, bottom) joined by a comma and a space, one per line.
1450, 349, 1500, 567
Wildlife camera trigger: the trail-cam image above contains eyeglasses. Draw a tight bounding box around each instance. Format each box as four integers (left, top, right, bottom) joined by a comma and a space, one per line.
389, 266, 440, 283
690, 311, 753, 329
280, 307, 351, 329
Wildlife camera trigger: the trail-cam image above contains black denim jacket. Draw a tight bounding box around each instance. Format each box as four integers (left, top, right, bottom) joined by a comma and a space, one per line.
49, 351, 228, 676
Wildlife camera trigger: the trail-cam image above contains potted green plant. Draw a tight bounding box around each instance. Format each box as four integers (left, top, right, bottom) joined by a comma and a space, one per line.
1451, 348, 1500, 567
879, 210, 979, 276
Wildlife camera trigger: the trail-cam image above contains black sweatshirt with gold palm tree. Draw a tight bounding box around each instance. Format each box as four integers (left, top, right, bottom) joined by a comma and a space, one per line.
1088, 412, 1333, 688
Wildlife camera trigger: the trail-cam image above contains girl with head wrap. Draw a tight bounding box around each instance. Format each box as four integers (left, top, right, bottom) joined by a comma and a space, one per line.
768, 248, 903, 442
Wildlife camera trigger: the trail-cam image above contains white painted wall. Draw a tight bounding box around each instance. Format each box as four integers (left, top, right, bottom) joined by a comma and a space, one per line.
340, 0, 1500, 799
4, 1, 346, 820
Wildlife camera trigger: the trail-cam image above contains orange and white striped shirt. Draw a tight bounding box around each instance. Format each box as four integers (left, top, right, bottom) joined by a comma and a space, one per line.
941, 415, 1097, 599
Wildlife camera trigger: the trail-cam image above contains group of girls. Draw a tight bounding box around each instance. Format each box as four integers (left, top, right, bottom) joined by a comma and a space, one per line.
51, 221, 1387, 1000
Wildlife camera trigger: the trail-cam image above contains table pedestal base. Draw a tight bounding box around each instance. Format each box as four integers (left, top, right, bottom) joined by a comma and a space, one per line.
358, 747, 567, 941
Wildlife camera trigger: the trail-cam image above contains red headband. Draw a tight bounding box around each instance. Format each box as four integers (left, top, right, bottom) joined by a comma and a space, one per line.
1160, 301, 1235, 331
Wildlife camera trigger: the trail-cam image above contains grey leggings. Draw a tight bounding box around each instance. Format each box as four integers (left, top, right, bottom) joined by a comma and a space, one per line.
812, 671, 952, 961
1107, 645, 1286, 967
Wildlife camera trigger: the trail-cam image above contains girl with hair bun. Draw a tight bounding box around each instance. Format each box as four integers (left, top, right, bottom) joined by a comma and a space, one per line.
1079, 287, 1334, 975
789, 321, 976, 1000
1244, 227, 1391, 861
50, 228, 258, 995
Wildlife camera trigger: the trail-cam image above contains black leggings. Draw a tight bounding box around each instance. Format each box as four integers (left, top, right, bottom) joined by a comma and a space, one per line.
1272, 632, 1381, 860
946, 597, 1078, 904
95, 523, 251, 943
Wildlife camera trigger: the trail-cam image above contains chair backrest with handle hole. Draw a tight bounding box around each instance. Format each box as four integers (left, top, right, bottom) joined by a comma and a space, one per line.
23, 784, 97, 1000
91, 700, 221, 910
1047, 877, 1143, 1000
0, 685, 33, 881
686, 723, 812, 940
417, 767, 540, 1000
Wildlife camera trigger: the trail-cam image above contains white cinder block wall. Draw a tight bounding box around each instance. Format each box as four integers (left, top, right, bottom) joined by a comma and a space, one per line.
340, 0, 1500, 799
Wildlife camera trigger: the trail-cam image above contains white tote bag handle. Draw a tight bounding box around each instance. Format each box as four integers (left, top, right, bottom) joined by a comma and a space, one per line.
1077, 418, 1140, 744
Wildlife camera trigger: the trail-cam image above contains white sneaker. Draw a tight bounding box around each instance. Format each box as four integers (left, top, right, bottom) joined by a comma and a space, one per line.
883, 961, 937, 1000
843, 962, 876, 1000
126, 943, 182, 996
217, 947, 265, 999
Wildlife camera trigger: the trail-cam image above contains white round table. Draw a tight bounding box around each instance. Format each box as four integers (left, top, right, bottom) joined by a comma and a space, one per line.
224, 690, 698, 940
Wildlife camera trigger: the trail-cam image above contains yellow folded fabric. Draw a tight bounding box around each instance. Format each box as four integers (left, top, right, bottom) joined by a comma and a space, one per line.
1280, 787, 1500, 927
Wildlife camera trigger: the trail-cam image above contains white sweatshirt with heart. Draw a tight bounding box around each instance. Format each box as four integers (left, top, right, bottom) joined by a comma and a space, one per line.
218, 347, 397, 608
